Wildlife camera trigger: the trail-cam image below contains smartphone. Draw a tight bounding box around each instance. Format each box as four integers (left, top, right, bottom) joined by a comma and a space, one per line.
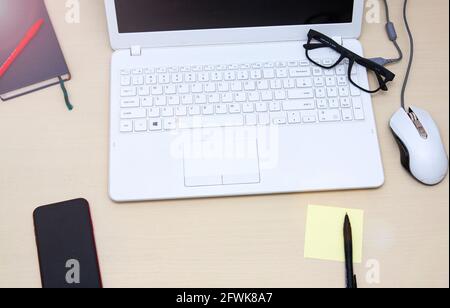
33, 199, 102, 288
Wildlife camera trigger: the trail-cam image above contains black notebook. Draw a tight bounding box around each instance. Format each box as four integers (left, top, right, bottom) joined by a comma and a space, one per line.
0, 0, 71, 102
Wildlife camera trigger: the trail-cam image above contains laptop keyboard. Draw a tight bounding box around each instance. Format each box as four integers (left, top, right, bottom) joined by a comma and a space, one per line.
118, 60, 365, 133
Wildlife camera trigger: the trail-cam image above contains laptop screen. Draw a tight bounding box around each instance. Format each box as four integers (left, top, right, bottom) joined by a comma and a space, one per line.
115, 0, 355, 34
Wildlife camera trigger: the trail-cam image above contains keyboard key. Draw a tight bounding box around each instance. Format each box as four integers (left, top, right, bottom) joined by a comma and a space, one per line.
270, 79, 282, 89
244, 81, 256, 91
352, 98, 365, 120
134, 119, 147, 132
194, 94, 207, 104
222, 93, 233, 103
283, 79, 296, 89
191, 83, 203, 93
312, 67, 323, 76
140, 97, 153, 107
251, 70, 262, 79
163, 118, 177, 130
215, 104, 227, 114
208, 93, 220, 104
269, 101, 281, 112
288, 89, 314, 99
275, 90, 287, 100
175, 106, 188, 116
315, 88, 326, 98
121, 108, 146, 119
302, 114, 318, 123
121, 76, 131, 86
151, 85, 163, 95
145, 74, 157, 85
132, 76, 144, 85
317, 99, 328, 109
231, 82, 243, 92
314, 77, 325, 87
185, 73, 196, 82
149, 119, 162, 131
248, 92, 260, 102
120, 120, 133, 132
211, 72, 223, 81
237, 71, 249, 80
263, 69, 275, 79
167, 95, 180, 105
350, 82, 361, 96
234, 92, 247, 102
339, 87, 350, 97
121, 98, 139, 108
154, 96, 166, 106
276, 68, 288, 78
327, 87, 338, 98
177, 84, 190, 94
261, 91, 273, 101
337, 76, 348, 86
138, 86, 150, 96
181, 95, 193, 105
198, 72, 209, 82
202, 104, 214, 115
256, 102, 268, 112
342, 109, 354, 121
340, 97, 352, 108
290, 67, 311, 77
328, 98, 340, 109
229, 104, 241, 114
161, 106, 174, 117
246, 114, 257, 126
297, 77, 313, 88
259, 113, 270, 125
148, 107, 160, 118
271, 112, 287, 125
283, 100, 316, 111
224, 71, 236, 81
257, 80, 269, 90
205, 83, 216, 92
243, 103, 255, 113
164, 85, 176, 95
319, 109, 341, 122
121, 87, 136, 97
189, 105, 201, 115
325, 77, 336, 87
288, 111, 301, 124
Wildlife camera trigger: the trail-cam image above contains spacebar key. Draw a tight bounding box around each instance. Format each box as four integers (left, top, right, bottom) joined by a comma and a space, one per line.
179, 115, 244, 129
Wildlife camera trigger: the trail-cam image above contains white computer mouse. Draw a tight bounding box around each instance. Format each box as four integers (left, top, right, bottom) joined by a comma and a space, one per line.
390, 106, 449, 186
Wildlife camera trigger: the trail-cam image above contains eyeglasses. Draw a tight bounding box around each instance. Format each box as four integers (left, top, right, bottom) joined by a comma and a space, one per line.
304, 30, 396, 94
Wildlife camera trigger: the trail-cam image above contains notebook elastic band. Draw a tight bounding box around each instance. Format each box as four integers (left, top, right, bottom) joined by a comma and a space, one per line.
58, 76, 73, 111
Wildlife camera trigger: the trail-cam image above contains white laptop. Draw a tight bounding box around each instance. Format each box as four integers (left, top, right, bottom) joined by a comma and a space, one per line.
104, 0, 384, 202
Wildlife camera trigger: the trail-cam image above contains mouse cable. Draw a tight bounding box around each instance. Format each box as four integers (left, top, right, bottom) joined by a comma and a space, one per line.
370, 0, 404, 67
370, 0, 413, 111
400, 0, 414, 111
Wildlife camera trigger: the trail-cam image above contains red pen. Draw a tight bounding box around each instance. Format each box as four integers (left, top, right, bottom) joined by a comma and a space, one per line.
0, 19, 45, 78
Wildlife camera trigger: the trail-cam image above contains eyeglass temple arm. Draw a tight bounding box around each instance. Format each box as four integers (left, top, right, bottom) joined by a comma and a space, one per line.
303, 43, 329, 50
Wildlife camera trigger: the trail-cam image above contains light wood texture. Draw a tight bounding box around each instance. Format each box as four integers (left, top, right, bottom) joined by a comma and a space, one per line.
0, 0, 448, 288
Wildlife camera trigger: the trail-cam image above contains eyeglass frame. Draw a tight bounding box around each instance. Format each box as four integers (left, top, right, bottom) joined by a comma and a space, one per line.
303, 29, 396, 94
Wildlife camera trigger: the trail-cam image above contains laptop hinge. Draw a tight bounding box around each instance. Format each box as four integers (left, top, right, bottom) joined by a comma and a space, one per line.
130, 45, 142, 56
332, 36, 344, 46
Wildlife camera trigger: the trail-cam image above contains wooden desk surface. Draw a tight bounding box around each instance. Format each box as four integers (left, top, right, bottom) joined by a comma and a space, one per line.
0, 0, 448, 288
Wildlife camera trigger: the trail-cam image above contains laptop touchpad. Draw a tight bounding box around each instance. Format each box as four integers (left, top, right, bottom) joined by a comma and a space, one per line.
183, 130, 261, 187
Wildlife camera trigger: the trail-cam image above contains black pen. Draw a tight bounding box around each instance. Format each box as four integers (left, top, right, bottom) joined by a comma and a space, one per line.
344, 214, 358, 289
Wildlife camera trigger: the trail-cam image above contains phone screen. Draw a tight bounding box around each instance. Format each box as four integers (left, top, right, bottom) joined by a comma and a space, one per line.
33, 199, 102, 288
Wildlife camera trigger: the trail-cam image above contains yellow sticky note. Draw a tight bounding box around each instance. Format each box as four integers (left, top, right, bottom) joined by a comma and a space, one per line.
304, 205, 364, 263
